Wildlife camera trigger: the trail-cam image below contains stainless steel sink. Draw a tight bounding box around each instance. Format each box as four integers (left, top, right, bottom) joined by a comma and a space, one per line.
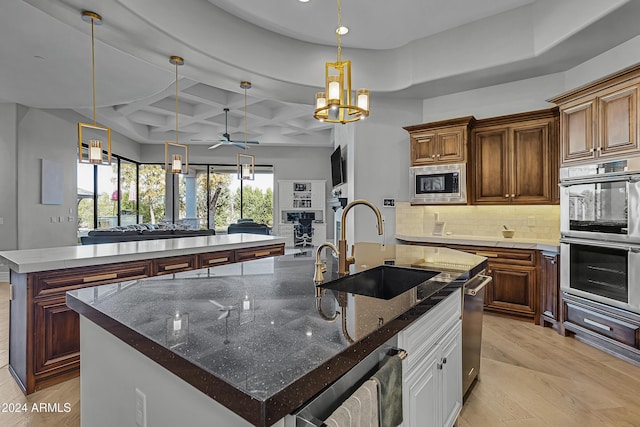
318, 265, 440, 300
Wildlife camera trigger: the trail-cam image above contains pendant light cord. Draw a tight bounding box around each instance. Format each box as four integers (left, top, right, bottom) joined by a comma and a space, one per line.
91, 17, 97, 126
244, 85, 248, 152
175, 60, 179, 144
336, 0, 342, 63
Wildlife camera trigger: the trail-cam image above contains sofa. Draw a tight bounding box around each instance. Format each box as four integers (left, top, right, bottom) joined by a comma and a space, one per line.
80, 224, 215, 245
227, 219, 271, 235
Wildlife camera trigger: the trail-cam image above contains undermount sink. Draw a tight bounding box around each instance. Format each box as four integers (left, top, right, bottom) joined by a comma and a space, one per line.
319, 265, 440, 300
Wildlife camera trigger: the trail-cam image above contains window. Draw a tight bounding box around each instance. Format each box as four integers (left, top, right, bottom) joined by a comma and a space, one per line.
77, 155, 273, 236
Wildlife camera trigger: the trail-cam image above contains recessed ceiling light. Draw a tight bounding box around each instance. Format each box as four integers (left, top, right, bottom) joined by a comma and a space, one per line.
336, 26, 348, 35
298, 0, 310, 3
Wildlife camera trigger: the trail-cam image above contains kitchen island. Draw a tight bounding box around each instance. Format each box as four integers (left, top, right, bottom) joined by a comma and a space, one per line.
0, 234, 285, 394
67, 244, 486, 426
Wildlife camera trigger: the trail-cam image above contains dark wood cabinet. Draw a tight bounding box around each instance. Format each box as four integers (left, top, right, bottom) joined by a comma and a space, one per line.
404, 116, 474, 166
550, 63, 640, 165
540, 253, 560, 330
235, 244, 285, 262
485, 262, 537, 321
472, 109, 559, 205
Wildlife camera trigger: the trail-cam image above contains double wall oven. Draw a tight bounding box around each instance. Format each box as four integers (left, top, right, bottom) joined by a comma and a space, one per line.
560, 158, 640, 314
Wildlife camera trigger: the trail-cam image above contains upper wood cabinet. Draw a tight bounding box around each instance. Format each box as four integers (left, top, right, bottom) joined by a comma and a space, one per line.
404, 116, 474, 165
471, 108, 559, 205
549, 64, 640, 165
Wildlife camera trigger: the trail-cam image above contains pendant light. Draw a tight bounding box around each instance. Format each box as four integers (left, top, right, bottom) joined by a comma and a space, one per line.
237, 81, 255, 181
164, 56, 188, 174
313, 0, 369, 124
78, 11, 112, 165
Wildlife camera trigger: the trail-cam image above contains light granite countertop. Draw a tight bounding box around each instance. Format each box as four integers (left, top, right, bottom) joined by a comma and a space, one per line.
395, 233, 559, 252
0, 234, 286, 273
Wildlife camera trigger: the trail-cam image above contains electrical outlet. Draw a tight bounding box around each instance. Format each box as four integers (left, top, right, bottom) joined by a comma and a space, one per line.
58, 216, 63, 223
135, 388, 147, 427
50, 217, 55, 223
68, 216, 75, 222
527, 216, 536, 227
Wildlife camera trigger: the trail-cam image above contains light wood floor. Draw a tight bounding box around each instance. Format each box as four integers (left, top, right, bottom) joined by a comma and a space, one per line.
1, 282, 639, 426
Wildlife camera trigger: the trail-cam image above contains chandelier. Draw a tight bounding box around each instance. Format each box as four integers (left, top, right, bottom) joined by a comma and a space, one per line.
313, 0, 369, 124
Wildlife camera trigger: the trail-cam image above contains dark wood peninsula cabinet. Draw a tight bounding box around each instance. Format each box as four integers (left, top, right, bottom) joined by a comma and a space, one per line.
7, 241, 284, 394
471, 108, 559, 205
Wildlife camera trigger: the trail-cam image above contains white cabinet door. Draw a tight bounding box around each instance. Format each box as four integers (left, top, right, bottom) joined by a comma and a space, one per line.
311, 181, 326, 210
404, 346, 440, 427
440, 321, 463, 427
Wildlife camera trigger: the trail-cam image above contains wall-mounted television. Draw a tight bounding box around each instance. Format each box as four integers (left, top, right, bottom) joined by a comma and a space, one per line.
331, 146, 345, 187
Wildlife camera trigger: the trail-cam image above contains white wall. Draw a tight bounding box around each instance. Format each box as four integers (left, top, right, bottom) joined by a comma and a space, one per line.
0, 104, 18, 252
349, 97, 423, 244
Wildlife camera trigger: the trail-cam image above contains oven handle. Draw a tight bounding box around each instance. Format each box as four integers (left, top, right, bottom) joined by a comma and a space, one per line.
465, 274, 492, 296
560, 174, 640, 186
561, 237, 640, 252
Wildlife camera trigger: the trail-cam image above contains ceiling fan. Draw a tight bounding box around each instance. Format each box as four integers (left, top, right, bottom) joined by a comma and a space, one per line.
192, 108, 260, 150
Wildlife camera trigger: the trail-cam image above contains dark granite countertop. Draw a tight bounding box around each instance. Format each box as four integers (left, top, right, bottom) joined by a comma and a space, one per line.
66, 244, 486, 426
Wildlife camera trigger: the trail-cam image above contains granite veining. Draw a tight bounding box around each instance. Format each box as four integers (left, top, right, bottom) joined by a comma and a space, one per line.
67, 245, 486, 426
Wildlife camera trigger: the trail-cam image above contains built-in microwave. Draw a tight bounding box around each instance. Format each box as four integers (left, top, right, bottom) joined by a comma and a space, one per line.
409, 163, 467, 204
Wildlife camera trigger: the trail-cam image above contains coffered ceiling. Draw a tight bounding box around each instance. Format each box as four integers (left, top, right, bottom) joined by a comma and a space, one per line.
1, 0, 639, 147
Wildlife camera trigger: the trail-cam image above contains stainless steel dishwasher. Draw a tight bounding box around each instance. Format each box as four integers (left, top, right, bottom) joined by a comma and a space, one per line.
462, 273, 491, 398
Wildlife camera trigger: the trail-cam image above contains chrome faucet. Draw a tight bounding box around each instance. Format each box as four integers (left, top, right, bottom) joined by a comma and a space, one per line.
338, 199, 384, 276
314, 242, 339, 285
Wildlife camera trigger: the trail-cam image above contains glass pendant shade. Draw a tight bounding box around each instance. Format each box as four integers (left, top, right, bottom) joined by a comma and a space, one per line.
165, 142, 188, 174
89, 140, 102, 164
237, 153, 255, 181
315, 92, 328, 120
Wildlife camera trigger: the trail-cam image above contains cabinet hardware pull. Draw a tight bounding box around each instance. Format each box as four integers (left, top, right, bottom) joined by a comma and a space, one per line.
254, 250, 271, 257
589, 148, 595, 153
504, 194, 509, 198
442, 357, 447, 364
436, 154, 440, 158
207, 257, 229, 264
510, 194, 515, 198
431, 155, 436, 158
164, 262, 189, 271
437, 363, 443, 370
475, 252, 498, 258
83, 273, 118, 283
583, 318, 612, 331
597, 147, 602, 151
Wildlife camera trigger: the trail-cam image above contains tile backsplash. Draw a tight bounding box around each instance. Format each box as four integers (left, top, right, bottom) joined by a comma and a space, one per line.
395, 202, 560, 240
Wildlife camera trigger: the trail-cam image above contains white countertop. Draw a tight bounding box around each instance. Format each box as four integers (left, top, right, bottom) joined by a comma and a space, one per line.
395, 233, 559, 252
0, 234, 286, 274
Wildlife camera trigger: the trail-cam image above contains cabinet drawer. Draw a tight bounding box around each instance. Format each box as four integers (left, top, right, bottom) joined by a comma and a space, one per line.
153, 255, 197, 276
565, 302, 639, 347
235, 244, 285, 262
197, 250, 234, 268
451, 245, 537, 266
399, 288, 461, 371
32, 261, 152, 297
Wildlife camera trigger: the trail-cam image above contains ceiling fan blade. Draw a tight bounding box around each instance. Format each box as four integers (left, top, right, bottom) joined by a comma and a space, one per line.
209, 299, 224, 308
208, 143, 224, 150
218, 311, 229, 320
229, 140, 260, 145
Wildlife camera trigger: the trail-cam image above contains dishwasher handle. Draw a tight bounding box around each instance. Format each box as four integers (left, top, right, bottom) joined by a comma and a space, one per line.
465, 274, 492, 296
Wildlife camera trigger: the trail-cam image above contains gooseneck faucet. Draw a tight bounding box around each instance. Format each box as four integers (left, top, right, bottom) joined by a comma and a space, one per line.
338, 199, 384, 276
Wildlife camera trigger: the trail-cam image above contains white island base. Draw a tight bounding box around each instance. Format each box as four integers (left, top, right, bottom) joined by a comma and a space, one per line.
80, 317, 288, 427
